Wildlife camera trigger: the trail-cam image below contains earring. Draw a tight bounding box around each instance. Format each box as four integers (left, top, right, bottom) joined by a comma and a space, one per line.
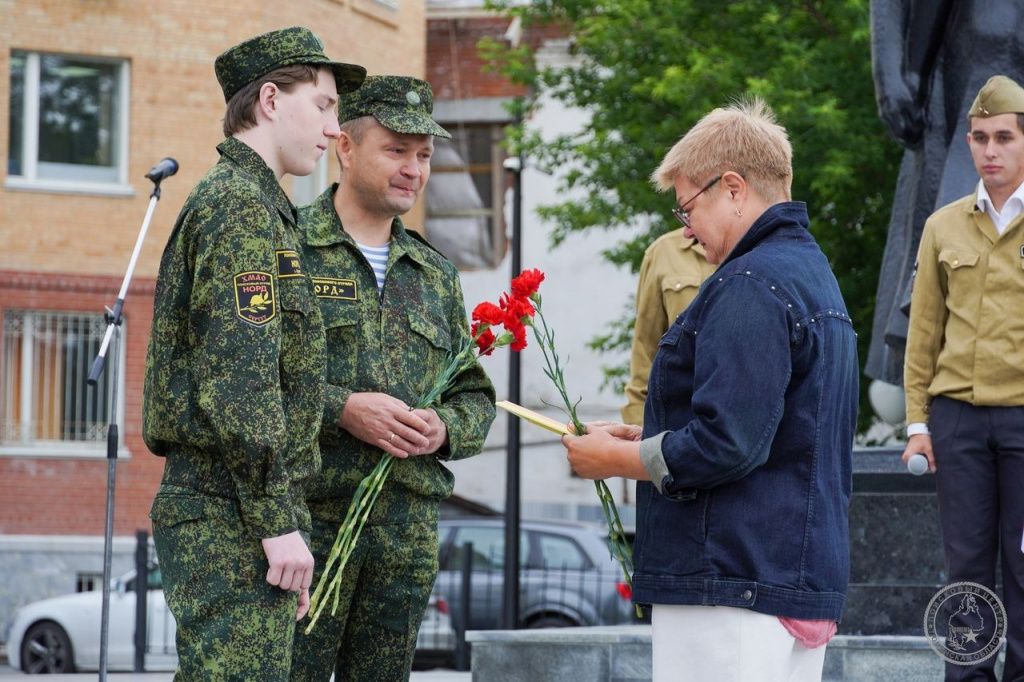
735, 207, 743, 217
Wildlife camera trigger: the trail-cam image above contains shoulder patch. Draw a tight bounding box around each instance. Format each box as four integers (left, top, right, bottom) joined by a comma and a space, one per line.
312, 277, 357, 300
276, 249, 304, 278
234, 271, 276, 326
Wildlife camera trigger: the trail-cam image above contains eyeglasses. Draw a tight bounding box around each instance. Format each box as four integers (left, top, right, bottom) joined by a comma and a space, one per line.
672, 175, 722, 228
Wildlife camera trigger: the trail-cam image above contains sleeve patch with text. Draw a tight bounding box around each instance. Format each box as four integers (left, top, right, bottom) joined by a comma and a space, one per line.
276, 250, 304, 278
234, 271, 276, 326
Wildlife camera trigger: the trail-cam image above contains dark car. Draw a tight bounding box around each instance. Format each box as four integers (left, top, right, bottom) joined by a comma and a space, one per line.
432, 518, 637, 634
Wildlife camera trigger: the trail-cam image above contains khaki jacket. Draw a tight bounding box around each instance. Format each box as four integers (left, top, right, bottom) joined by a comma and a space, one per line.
904, 191, 1024, 423
622, 229, 715, 425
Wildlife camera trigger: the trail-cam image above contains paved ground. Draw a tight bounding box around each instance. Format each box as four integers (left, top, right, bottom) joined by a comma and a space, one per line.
0, 663, 471, 681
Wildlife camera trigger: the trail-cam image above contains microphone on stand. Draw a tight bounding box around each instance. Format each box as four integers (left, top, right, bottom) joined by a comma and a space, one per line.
907, 453, 930, 476
145, 157, 179, 183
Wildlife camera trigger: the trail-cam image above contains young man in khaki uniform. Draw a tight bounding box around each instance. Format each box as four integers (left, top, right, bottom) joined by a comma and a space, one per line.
621, 231, 715, 425
902, 75, 1024, 681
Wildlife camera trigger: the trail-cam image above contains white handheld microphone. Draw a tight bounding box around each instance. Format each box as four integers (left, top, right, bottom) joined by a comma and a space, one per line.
907, 453, 929, 476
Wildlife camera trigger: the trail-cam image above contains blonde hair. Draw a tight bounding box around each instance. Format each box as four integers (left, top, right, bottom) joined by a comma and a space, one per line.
652, 97, 792, 202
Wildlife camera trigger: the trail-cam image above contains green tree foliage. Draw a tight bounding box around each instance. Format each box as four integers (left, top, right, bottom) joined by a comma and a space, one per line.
482, 0, 901, 430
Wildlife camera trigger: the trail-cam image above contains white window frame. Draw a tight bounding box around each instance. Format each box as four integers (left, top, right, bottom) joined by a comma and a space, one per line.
5, 51, 134, 197
429, 120, 509, 268
0, 310, 129, 459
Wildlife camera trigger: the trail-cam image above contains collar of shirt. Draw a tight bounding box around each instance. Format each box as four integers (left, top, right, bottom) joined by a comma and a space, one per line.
975, 179, 1024, 234
217, 137, 297, 226
303, 184, 431, 269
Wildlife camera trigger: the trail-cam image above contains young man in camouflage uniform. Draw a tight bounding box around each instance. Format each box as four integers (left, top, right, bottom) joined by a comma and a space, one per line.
290, 76, 496, 681
143, 27, 364, 680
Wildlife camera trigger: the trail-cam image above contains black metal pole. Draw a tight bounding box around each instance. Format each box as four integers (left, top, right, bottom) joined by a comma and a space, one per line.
502, 152, 523, 630
454, 541, 473, 671
96, 321, 121, 682
133, 529, 149, 672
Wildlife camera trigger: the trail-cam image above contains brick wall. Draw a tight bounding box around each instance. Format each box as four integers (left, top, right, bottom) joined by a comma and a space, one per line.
0, 270, 159, 535
426, 15, 566, 100
0, 0, 426, 280
0, 0, 426, 537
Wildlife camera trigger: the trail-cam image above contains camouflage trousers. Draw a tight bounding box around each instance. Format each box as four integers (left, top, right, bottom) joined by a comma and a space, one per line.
290, 502, 439, 682
151, 484, 301, 681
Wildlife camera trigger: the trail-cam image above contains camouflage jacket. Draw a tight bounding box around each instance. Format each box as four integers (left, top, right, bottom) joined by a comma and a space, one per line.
143, 137, 327, 538
298, 185, 496, 522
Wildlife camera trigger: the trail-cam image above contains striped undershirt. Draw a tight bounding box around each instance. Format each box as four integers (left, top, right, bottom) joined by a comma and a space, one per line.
356, 241, 390, 292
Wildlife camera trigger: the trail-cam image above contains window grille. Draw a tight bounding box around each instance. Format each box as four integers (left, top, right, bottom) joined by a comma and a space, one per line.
1, 310, 124, 454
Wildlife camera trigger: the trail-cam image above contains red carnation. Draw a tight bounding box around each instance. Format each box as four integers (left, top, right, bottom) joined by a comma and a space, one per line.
511, 268, 545, 299
508, 321, 528, 351
472, 323, 496, 356
499, 292, 535, 320
472, 301, 504, 326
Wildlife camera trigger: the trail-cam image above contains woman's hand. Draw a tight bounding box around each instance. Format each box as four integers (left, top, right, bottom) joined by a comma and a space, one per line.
561, 423, 649, 481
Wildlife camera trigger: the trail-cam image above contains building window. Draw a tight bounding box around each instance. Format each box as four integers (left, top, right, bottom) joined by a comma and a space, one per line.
76, 572, 102, 593
1, 311, 125, 457
426, 122, 507, 270
7, 51, 131, 195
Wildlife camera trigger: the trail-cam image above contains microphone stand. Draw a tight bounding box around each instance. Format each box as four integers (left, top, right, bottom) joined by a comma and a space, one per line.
89, 168, 173, 681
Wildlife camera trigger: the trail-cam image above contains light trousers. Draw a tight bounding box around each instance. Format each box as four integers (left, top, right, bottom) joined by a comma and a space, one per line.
651, 604, 828, 682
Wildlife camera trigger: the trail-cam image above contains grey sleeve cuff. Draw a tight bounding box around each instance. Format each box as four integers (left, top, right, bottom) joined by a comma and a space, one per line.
639, 431, 671, 494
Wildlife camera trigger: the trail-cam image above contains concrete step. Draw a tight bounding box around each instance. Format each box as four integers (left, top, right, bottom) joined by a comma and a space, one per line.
467, 627, 1004, 681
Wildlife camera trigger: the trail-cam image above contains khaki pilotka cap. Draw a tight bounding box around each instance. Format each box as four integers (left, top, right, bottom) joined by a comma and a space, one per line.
215, 26, 366, 103
968, 75, 1024, 118
338, 76, 452, 139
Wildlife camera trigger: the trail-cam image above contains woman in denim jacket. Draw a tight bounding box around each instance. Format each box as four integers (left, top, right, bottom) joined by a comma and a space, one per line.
562, 98, 859, 682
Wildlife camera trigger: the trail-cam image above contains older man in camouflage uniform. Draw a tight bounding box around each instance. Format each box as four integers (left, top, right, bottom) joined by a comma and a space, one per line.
290, 76, 496, 681
143, 27, 364, 680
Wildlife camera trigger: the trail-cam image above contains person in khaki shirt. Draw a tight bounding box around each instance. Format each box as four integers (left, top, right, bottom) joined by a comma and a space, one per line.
621, 229, 714, 425
902, 74, 1024, 682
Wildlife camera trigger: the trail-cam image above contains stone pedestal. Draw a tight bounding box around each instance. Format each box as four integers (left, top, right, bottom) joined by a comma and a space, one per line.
467, 628, 999, 681
468, 626, 651, 682
844, 447, 945, 635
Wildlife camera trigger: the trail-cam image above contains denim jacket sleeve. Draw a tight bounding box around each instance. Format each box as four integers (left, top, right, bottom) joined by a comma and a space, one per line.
656, 274, 792, 494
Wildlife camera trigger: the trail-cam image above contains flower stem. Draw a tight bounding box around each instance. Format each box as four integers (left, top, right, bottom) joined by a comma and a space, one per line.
305, 455, 394, 632
529, 297, 640, 617
305, 334, 487, 632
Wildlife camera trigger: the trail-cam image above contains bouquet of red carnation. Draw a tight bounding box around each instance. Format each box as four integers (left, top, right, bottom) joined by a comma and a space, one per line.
305, 271, 540, 632
498, 268, 638, 617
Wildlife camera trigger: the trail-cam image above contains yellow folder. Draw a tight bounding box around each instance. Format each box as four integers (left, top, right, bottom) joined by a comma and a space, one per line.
496, 400, 572, 436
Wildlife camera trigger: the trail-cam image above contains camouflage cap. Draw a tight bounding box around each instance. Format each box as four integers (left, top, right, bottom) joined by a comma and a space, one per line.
968, 75, 1024, 119
215, 27, 366, 103
338, 76, 452, 139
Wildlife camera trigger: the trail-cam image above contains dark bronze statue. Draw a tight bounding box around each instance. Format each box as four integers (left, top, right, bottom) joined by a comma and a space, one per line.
867, 0, 1024, 383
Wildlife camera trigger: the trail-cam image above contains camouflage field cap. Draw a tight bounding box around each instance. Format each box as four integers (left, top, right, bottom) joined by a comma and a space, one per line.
968, 75, 1024, 119
338, 76, 452, 139
215, 27, 366, 103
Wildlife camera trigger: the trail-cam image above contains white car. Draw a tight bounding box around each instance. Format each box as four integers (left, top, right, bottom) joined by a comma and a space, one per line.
6, 567, 177, 673
414, 594, 456, 667
7, 566, 454, 674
